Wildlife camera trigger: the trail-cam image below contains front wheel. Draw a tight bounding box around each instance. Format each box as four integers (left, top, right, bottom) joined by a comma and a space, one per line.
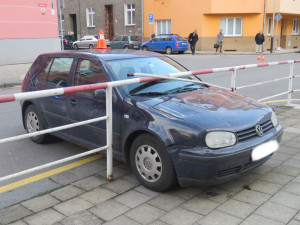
142, 46, 148, 51
124, 46, 129, 49
89, 44, 94, 49
25, 105, 49, 144
165, 47, 172, 55
130, 134, 177, 192
73, 44, 78, 50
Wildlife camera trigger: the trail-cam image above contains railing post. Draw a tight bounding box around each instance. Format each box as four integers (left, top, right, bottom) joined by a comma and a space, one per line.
106, 86, 113, 181
231, 68, 237, 92
287, 61, 294, 106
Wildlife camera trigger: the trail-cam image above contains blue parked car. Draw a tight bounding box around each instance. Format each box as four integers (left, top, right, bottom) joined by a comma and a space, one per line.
21, 50, 282, 191
140, 34, 188, 54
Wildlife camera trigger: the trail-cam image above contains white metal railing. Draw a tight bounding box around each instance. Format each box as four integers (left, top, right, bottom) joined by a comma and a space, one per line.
0, 59, 299, 184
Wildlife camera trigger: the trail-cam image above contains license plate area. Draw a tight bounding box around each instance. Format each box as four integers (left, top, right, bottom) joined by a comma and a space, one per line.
251, 140, 279, 161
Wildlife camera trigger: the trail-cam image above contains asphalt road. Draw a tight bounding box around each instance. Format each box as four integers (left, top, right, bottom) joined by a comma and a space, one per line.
0, 52, 299, 208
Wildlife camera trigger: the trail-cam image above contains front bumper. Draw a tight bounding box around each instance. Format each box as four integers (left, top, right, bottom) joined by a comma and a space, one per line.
168, 124, 283, 187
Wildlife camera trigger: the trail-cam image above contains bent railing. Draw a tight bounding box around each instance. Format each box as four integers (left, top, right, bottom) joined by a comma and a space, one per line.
0, 59, 299, 184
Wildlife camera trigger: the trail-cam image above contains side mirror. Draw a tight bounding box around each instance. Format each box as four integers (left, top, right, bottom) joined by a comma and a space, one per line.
94, 89, 117, 103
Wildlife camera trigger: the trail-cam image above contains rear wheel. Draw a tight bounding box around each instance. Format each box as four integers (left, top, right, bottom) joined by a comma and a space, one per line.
142, 46, 148, 51
165, 47, 172, 55
130, 134, 177, 192
25, 105, 49, 144
89, 44, 94, 49
74, 44, 78, 50
124, 46, 129, 49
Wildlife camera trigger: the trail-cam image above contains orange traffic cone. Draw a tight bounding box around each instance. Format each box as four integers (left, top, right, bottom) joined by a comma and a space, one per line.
261, 55, 265, 61
256, 54, 261, 60
95, 29, 107, 49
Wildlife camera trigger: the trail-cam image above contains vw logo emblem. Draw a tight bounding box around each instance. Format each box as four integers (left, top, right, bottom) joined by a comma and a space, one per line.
255, 125, 264, 136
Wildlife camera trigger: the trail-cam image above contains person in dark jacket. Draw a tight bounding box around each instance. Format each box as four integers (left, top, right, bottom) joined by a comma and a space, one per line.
188, 30, 198, 55
255, 30, 265, 54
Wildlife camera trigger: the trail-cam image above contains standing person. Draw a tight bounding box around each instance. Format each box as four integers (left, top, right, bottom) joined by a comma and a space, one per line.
216, 29, 224, 53
255, 30, 265, 56
151, 33, 155, 39
188, 30, 198, 55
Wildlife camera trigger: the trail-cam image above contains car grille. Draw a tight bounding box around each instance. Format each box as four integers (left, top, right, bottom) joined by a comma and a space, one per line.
216, 155, 271, 178
236, 120, 274, 142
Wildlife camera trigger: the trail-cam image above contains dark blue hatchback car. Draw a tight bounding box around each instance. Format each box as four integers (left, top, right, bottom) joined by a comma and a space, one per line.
140, 34, 188, 54
21, 49, 283, 191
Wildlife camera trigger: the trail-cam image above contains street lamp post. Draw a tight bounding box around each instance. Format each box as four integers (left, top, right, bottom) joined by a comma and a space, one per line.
270, 0, 276, 53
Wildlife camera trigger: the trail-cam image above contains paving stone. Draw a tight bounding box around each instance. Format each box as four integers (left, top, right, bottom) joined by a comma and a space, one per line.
280, 131, 299, 143
197, 210, 242, 225
249, 165, 273, 175
21, 194, 60, 213
89, 199, 130, 221
7, 221, 27, 225
270, 191, 300, 210
125, 203, 165, 224
281, 137, 300, 149
102, 178, 139, 194
218, 180, 246, 193
272, 152, 292, 162
260, 171, 294, 185
295, 211, 300, 221
59, 211, 103, 225
99, 166, 131, 180
168, 187, 203, 200
122, 173, 140, 186
249, 179, 282, 195
114, 190, 153, 208
54, 198, 93, 216
0, 204, 32, 224
50, 185, 85, 201
273, 165, 300, 177
79, 187, 117, 204
134, 185, 160, 197
293, 152, 300, 160
236, 172, 260, 183
73, 175, 107, 191
23, 208, 65, 225
287, 220, 300, 225
280, 147, 300, 156
148, 193, 186, 211
197, 187, 235, 204
255, 202, 297, 224
294, 174, 300, 183
233, 189, 271, 206
240, 214, 285, 225
263, 158, 283, 168
103, 215, 141, 225
160, 208, 203, 225
217, 199, 257, 219
181, 197, 220, 215
285, 127, 300, 134
283, 181, 300, 196
148, 220, 169, 225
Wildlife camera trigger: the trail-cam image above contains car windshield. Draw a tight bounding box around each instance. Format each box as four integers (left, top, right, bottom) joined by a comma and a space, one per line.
106, 56, 204, 96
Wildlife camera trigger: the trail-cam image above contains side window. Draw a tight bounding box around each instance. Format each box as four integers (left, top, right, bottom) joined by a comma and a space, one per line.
37, 58, 53, 84
74, 59, 108, 96
160, 37, 168, 41
122, 36, 128, 41
114, 36, 122, 41
168, 37, 174, 41
152, 37, 160, 42
47, 58, 73, 87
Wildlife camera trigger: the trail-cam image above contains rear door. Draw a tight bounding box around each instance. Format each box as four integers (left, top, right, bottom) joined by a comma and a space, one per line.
34, 56, 75, 136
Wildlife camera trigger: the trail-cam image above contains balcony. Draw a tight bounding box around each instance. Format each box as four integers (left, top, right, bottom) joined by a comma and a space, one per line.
266, 0, 300, 15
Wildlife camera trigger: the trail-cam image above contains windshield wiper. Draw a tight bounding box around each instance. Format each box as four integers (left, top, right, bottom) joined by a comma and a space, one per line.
168, 86, 202, 94
131, 91, 168, 96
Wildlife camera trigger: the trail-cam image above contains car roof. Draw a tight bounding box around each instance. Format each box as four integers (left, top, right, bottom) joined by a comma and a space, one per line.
39, 49, 163, 61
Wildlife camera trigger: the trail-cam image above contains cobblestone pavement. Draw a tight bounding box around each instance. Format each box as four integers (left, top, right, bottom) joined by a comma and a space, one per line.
0, 105, 299, 225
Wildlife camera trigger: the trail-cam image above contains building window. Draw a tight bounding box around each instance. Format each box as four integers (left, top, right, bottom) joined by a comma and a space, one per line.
220, 18, 242, 36
293, 19, 299, 35
267, 18, 273, 36
125, 4, 135, 26
156, 20, 171, 35
61, 15, 65, 31
86, 8, 95, 27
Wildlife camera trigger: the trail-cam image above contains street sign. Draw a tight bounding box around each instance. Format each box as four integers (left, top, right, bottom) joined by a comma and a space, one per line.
275, 13, 282, 22
149, 14, 153, 24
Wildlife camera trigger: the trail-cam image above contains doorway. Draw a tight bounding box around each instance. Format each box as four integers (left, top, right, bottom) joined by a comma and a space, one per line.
105, 5, 114, 40
70, 14, 77, 40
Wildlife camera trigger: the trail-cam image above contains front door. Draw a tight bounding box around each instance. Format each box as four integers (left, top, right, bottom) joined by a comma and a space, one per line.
105, 5, 114, 41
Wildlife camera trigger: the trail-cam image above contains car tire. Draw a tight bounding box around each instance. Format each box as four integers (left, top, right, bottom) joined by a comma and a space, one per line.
166, 47, 172, 55
142, 46, 148, 51
124, 46, 129, 49
25, 105, 49, 144
130, 134, 177, 192
89, 44, 94, 49
74, 44, 78, 50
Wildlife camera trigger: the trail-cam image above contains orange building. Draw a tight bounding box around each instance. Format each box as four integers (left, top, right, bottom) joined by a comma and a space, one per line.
143, 0, 300, 52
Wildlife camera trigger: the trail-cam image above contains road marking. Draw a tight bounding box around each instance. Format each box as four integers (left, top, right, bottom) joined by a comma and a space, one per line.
0, 154, 104, 194
0, 85, 21, 90
263, 99, 300, 104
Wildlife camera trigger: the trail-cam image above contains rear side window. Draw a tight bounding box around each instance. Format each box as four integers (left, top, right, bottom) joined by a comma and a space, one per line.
47, 58, 73, 87
74, 59, 108, 96
37, 58, 53, 84
168, 37, 174, 41
130, 36, 138, 41
122, 36, 128, 41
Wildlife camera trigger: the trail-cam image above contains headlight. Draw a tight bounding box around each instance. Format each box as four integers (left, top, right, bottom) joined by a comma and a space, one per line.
271, 111, 278, 127
205, 131, 236, 149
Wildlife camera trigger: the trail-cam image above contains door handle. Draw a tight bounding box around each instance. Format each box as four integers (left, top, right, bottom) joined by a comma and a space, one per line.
69, 99, 77, 105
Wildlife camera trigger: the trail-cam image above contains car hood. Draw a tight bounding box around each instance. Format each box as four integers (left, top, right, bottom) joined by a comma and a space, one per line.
149, 87, 270, 131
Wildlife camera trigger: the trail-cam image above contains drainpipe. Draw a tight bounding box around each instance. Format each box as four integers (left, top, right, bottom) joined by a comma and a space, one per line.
263, 0, 267, 52
78, 0, 81, 39
270, 0, 276, 53
58, 0, 64, 50
141, 0, 144, 43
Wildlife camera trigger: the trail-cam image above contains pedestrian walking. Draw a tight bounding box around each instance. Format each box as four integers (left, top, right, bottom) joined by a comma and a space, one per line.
151, 33, 155, 39
255, 30, 265, 59
188, 30, 198, 55
216, 29, 224, 53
